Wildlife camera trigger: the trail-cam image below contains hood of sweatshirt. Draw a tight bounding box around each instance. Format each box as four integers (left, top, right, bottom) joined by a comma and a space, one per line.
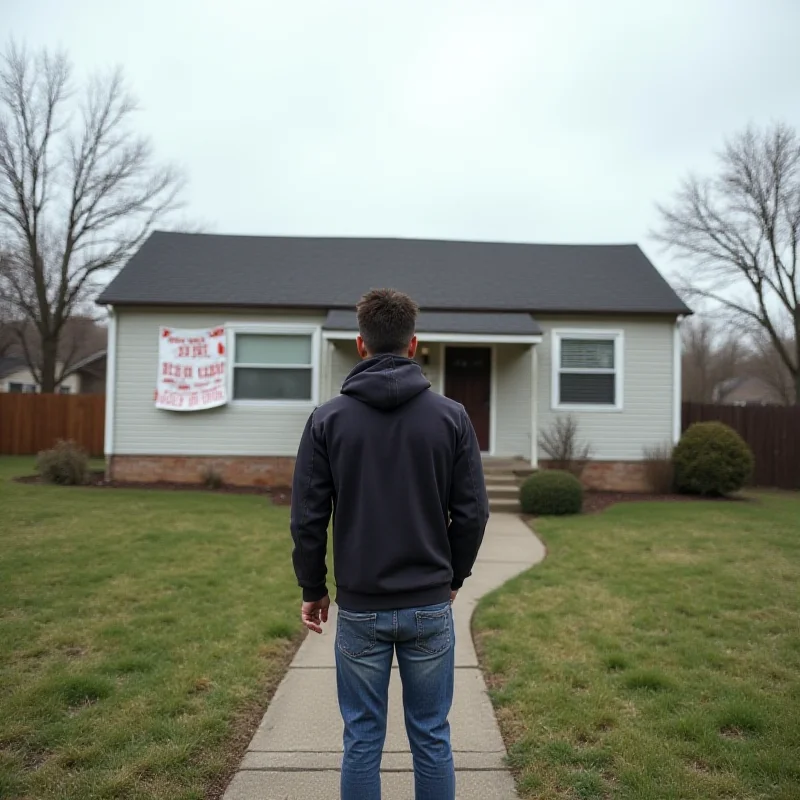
341, 355, 431, 410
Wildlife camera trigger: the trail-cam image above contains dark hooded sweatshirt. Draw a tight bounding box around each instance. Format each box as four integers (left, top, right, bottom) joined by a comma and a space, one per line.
290, 354, 489, 612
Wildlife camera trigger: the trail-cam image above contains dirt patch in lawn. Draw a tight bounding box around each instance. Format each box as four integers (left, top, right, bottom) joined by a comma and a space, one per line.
14, 472, 293, 505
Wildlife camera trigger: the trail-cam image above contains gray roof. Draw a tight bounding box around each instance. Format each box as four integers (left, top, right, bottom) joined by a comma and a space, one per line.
324, 310, 542, 335
98, 231, 689, 316
0, 356, 27, 379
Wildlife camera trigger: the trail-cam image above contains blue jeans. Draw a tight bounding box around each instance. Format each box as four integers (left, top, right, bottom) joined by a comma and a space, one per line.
335, 601, 456, 800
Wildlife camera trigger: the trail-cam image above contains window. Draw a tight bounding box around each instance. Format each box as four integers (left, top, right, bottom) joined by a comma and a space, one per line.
58, 386, 72, 395
232, 331, 316, 401
552, 331, 623, 410
8, 382, 37, 393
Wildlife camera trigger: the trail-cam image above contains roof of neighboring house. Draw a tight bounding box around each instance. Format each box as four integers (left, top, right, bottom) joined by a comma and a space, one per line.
98, 231, 690, 316
0, 356, 28, 379
323, 310, 542, 335
714, 376, 784, 405
70, 350, 107, 374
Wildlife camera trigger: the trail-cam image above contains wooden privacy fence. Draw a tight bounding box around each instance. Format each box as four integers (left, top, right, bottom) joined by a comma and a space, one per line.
682, 402, 800, 490
0, 394, 105, 457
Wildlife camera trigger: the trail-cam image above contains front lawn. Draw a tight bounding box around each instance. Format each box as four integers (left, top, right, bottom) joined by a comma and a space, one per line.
474, 494, 800, 800
0, 458, 300, 800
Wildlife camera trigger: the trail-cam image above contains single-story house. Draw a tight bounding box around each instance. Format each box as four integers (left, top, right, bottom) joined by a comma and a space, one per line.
712, 376, 786, 406
0, 351, 107, 394
97, 232, 690, 491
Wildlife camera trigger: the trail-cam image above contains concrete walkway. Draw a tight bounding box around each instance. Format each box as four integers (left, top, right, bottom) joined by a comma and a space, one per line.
223, 514, 545, 799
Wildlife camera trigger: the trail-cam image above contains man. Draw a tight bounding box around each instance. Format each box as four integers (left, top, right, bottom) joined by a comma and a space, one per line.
290, 288, 489, 800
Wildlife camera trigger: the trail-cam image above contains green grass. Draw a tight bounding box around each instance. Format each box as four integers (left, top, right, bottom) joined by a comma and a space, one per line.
474, 494, 800, 800
0, 457, 301, 800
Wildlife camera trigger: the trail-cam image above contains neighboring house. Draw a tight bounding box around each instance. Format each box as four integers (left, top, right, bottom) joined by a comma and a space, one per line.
97, 232, 690, 492
713, 376, 785, 406
71, 350, 108, 394
0, 356, 80, 394
0, 351, 106, 394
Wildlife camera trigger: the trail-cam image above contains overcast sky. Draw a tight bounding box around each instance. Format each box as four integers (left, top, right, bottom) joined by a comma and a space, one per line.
7, 0, 800, 278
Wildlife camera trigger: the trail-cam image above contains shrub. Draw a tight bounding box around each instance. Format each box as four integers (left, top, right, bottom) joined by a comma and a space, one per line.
36, 440, 90, 486
643, 441, 675, 494
201, 466, 224, 490
520, 469, 583, 515
538, 414, 593, 477
673, 422, 754, 496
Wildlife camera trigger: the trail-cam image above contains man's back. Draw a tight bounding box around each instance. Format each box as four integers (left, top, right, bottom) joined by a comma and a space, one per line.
292, 354, 488, 611
289, 288, 489, 800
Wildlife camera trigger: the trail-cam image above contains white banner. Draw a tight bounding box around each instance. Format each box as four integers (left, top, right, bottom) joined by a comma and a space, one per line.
155, 327, 228, 411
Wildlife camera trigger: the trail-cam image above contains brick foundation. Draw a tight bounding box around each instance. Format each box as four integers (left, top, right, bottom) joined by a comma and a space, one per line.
109, 455, 296, 488
540, 460, 651, 493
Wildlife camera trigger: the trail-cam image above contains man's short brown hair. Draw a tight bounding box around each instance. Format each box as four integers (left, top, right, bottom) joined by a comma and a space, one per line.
356, 288, 419, 355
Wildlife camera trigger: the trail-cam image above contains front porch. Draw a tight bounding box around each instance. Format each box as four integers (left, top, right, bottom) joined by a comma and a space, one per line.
320, 311, 543, 466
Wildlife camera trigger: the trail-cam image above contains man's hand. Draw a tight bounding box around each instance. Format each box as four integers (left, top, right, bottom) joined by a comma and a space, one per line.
450, 590, 458, 604
301, 595, 331, 634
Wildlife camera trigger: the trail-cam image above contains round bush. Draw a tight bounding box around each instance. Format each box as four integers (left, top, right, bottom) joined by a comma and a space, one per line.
520, 469, 583, 515
36, 440, 90, 486
673, 422, 754, 496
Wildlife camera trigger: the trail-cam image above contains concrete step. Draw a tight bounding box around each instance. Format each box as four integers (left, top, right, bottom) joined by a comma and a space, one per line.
486, 483, 519, 498
489, 498, 521, 513
483, 462, 536, 478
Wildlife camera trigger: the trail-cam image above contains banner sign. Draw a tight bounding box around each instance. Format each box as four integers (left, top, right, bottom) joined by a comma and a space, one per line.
156, 327, 227, 411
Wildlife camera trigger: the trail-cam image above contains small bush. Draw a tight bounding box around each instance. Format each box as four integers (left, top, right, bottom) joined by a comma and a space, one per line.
538, 415, 593, 477
673, 422, 754, 496
520, 469, 583, 516
36, 440, 90, 486
643, 441, 675, 494
201, 466, 224, 490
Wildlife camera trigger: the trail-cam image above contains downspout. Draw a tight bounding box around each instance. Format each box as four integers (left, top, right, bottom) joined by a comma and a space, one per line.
673, 316, 683, 444
104, 306, 118, 480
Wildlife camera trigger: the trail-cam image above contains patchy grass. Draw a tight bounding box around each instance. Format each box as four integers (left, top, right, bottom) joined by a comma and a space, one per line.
474, 493, 800, 800
0, 457, 301, 800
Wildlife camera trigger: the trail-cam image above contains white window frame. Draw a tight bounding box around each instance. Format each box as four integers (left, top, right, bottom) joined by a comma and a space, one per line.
226, 323, 321, 407
551, 329, 624, 412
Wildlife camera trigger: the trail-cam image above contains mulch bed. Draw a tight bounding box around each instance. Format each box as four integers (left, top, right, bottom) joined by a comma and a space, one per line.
14, 472, 293, 505
15, 475, 753, 514
581, 490, 747, 515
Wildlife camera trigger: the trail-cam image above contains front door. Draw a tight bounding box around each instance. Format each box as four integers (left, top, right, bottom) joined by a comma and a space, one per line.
444, 346, 491, 451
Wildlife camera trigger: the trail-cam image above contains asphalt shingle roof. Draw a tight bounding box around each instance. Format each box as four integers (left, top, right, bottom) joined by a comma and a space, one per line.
97, 232, 689, 316
0, 356, 28, 379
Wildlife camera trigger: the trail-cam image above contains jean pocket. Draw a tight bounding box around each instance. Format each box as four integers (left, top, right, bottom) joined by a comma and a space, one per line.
415, 606, 451, 655
336, 609, 377, 658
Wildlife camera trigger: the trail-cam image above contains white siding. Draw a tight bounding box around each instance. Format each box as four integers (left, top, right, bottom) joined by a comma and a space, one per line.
112, 310, 677, 463
537, 316, 676, 460
325, 340, 444, 401
494, 345, 533, 459
113, 309, 325, 456
327, 341, 358, 400
1, 366, 79, 394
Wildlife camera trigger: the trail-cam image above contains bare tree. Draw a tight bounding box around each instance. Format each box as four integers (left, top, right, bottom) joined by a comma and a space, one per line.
747, 329, 796, 405
680, 316, 744, 403
0, 42, 183, 391
655, 123, 800, 405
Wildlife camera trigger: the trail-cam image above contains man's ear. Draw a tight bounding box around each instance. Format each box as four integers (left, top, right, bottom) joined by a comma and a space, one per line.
356, 335, 369, 359
407, 335, 418, 359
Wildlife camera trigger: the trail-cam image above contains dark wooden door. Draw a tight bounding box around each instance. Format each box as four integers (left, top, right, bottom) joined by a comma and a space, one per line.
445, 347, 491, 451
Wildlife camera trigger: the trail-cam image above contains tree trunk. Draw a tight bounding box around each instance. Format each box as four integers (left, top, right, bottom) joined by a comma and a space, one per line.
40, 336, 58, 393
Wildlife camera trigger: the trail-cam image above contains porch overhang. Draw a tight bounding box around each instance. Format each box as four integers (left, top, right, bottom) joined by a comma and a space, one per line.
322, 310, 543, 345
